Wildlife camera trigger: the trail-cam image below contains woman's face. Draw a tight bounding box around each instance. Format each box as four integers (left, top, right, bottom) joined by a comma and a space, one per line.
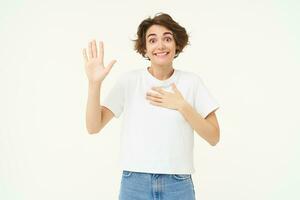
145, 25, 177, 67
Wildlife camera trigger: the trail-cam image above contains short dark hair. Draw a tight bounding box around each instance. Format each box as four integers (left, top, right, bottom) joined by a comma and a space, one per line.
133, 13, 189, 59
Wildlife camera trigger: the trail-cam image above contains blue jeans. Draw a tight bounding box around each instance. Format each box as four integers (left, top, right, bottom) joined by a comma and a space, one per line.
119, 170, 196, 200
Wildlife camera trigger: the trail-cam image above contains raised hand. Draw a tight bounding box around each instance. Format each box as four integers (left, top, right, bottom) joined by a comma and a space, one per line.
82, 40, 116, 84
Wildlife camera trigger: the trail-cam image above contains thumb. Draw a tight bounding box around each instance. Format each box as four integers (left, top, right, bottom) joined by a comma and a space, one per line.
105, 59, 117, 74
171, 83, 179, 93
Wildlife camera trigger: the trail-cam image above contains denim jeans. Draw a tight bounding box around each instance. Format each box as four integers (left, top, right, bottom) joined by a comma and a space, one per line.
119, 170, 196, 200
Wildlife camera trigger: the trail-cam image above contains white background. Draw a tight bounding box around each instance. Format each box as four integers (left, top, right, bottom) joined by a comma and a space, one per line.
1, 0, 299, 199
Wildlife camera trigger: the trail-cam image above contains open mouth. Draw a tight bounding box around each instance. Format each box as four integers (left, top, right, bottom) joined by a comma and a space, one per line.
154, 52, 169, 57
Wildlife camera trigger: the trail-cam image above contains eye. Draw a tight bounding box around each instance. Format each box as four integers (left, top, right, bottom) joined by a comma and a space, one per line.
149, 38, 156, 43
165, 37, 172, 42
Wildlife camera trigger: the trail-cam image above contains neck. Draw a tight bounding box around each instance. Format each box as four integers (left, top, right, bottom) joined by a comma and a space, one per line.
148, 64, 174, 80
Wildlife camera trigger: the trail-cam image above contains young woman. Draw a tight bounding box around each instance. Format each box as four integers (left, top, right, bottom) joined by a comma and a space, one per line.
83, 13, 220, 200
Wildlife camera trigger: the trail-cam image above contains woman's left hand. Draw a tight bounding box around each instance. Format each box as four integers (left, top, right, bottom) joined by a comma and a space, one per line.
146, 83, 186, 110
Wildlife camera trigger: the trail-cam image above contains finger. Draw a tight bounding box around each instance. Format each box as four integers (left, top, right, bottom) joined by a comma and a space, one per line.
104, 59, 117, 74
146, 92, 162, 98
149, 101, 163, 107
82, 48, 88, 63
146, 95, 163, 103
152, 87, 166, 94
99, 41, 104, 63
171, 83, 179, 92
88, 41, 93, 59
92, 40, 97, 58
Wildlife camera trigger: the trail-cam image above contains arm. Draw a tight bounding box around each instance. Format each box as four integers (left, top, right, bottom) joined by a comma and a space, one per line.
147, 83, 220, 146
86, 82, 114, 134
86, 82, 102, 134
178, 102, 220, 146
83, 40, 116, 134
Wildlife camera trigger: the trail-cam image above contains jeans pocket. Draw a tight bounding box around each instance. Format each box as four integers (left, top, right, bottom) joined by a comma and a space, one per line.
172, 174, 191, 180
122, 170, 133, 178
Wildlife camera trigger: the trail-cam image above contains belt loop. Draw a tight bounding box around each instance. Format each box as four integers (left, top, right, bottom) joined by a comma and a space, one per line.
153, 174, 159, 179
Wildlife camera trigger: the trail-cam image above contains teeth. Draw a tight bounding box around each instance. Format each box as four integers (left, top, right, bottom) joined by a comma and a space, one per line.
155, 52, 168, 56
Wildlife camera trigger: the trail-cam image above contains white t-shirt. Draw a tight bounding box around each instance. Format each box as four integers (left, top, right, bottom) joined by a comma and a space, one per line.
102, 67, 220, 174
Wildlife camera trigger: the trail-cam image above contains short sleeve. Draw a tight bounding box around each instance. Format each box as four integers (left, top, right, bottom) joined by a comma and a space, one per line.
101, 75, 126, 118
194, 77, 220, 119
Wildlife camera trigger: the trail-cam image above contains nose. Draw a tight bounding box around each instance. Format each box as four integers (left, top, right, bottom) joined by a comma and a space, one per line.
157, 39, 166, 49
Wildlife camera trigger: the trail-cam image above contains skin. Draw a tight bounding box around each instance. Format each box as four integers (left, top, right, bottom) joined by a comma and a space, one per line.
145, 25, 220, 146
83, 40, 117, 133
144, 25, 176, 80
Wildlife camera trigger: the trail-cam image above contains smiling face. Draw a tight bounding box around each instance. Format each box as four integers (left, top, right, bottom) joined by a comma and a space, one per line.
145, 24, 177, 67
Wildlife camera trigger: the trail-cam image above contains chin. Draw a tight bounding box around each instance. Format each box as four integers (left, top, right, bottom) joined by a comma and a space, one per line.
152, 58, 174, 65
153, 61, 173, 67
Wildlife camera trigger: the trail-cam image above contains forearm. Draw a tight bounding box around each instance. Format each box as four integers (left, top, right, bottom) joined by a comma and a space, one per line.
86, 82, 102, 134
178, 101, 219, 146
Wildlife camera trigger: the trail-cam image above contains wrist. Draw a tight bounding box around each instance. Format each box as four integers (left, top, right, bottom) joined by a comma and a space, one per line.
177, 100, 189, 112
89, 81, 102, 86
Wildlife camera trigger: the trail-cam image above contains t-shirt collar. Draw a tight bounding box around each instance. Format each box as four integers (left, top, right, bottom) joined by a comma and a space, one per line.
144, 66, 178, 87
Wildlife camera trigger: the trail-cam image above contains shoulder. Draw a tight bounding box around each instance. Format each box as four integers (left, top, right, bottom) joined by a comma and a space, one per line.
177, 69, 204, 84
124, 68, 143, 77
118, 68, 142, 77
116, 68, 143, 84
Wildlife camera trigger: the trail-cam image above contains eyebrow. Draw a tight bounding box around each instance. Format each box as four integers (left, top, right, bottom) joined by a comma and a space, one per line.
146, 32, 173, 38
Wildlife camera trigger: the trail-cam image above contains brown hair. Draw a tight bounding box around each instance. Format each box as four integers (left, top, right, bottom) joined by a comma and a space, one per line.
133, 13, 189, 59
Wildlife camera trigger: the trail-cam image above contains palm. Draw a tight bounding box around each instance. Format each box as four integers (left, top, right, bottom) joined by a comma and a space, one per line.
83, 40, 116, 83
85, 58, 106, 82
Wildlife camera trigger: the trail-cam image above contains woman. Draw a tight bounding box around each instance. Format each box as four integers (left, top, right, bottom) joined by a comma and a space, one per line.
83, 13, 220, 200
